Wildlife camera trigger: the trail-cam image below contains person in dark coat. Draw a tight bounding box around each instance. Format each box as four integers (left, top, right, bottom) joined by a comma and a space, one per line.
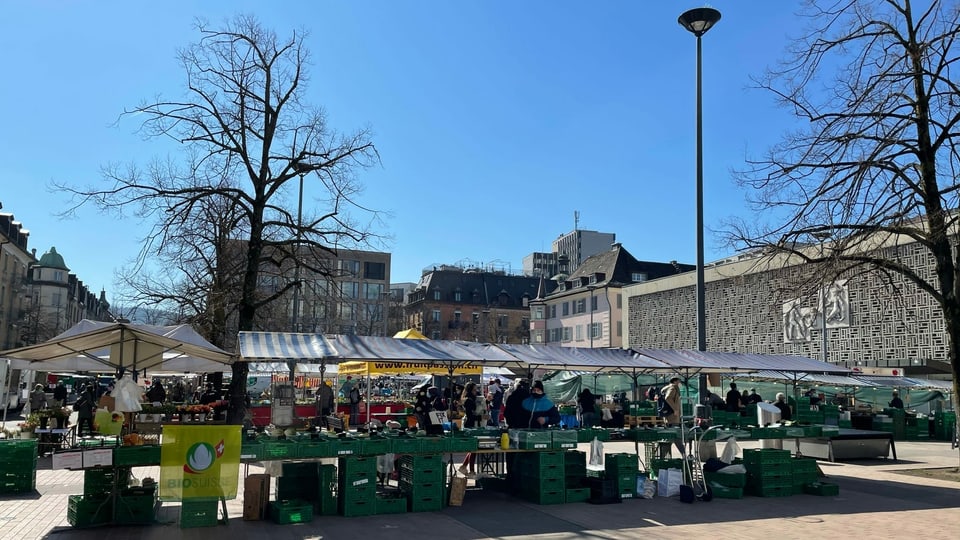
578, 388, 598, 427
520, 381, 561, 429
198, 384, 219, 405
888, 391, 904, 409
774, 392, 792, 421
53, 381, 68, 407
503, 379, 530, 429
74, 385, 97, 436
725, 382, 742, 413
145, 380, 166, 403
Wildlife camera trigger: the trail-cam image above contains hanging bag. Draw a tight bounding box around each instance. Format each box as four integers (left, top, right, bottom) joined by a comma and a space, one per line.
589, 437, 604, 467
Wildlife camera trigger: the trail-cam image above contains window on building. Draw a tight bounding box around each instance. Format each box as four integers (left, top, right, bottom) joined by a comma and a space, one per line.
575, 324, 583, 341
363, 261, 386, 280
54, 271, 63, 282
589, 275, 596, 284
562, 327, 572, 342
472, 311, 480, 325
534, 306, 544, 320
340, 302, 356, 320
430, 330, 440, 339
433, 290, 442, 301
631, 272, 648, 282
617, 321, 622, 337
454, 310, 461, 322
591, 322, 602, 339
363, 282, 383, 300
432, 309, 441, 322
562, 302, 569, 316
454, 290, 462, 302
52, 292, 62, 307
498, 314, 508, 328
534, 331, 543, 343
576, 299, 586, 314
616, 294, 622, 309
548, 328, 562, 343
521, 317, 529, 328
341, 260, 361, 276
550, 305, 557, 318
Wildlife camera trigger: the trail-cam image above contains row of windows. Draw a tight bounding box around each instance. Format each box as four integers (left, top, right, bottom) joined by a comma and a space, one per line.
429, 310, 516, 328
546, 323, 603, 343
533, 295, 622, 320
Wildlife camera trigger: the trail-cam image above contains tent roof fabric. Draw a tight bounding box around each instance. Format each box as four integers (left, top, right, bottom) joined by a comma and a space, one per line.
854, 375, 953, 390
1, 320, 233, 372
237, 332, 337, 362
393, 328, 428, 339
732, 370, 875, 387
632, 348, 850, 375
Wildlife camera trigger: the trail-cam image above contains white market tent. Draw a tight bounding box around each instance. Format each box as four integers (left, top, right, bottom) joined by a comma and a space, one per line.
1, 320, 234, 374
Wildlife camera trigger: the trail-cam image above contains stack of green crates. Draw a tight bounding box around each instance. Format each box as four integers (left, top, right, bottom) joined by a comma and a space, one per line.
934, 411, 956, 441
796, 406, 825, 425
399, 454, 445, 512
113, 445, 161, 467
563, 450, 589, 502
0, 440, 37, 495
821, 404, 840, 424
515, 451, 565, 505
84, 467, 131, 497
316, 464, 338, 516
790, 457, 819, 495
743, 449, 793, 497
338, 456, 377, 517
605, 453, 638, 499
68, 494, 113, 528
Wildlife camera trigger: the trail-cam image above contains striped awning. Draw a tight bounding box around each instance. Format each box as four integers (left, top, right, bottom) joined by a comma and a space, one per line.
237, 332, 338, 362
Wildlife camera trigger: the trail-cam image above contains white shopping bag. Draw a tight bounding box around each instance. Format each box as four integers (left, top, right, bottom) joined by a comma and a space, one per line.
721, 437, 741, 464
657, 468, 682, 497
589, 437, 604, 466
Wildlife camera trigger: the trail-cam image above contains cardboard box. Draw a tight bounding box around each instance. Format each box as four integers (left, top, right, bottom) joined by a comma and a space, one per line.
243, 474, 271, 520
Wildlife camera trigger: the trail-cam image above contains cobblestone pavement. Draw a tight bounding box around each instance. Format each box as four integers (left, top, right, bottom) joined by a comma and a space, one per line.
1, 437, 957, 540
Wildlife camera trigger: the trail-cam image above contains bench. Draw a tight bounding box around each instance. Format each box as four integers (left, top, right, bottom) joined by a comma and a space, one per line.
325, 415, 346, 433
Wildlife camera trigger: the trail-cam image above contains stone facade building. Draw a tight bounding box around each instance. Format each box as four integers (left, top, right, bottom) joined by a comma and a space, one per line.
623, 236, 951, 375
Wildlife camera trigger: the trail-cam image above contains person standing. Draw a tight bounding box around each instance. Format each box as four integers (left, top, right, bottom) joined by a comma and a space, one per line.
487, 379, 504, 427
889, 391, 904, 409
458, 382, 483, 477
726, 382, 742, 413
520, 381, 561, 429
578, 388, 598, 427
29, 384, 48, 413
74, 385, 96, 436
661, 377, 684, 456
503, 379, 531, 490
53, 381, 68, 407
316, 381, 335, 426
146, 380, 166, 403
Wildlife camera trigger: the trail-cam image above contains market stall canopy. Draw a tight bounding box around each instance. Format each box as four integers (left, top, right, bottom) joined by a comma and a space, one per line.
853, 375, 953, 391
493, 344, 672, 373
248, 362, 338, 375
393, 328, 428, 340
326, 334, 484, 367
237, 331, 337, 362
728, 370, 875, 387
1, 319, 233, 373
631, 348, 851, 375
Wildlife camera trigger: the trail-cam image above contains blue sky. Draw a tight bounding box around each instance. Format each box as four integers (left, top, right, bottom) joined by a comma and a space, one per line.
1, 1, 806, 301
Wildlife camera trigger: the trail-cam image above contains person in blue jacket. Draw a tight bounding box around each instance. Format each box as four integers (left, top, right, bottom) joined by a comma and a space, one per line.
521, 380, 561, 428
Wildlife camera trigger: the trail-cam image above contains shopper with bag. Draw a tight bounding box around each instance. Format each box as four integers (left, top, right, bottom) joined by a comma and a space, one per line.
661, 377, 684, 456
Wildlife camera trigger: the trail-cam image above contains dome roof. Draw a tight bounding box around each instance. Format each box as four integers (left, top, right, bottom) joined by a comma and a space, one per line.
38, 246, 69, 270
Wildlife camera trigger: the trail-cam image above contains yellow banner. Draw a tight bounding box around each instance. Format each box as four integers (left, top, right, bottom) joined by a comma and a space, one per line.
338, 361, 482, 376
159, 425, 241, 500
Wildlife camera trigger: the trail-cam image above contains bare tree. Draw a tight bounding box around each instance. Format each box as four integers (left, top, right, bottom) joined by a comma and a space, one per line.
55, 16, 381, 423
728, 0, 960, 429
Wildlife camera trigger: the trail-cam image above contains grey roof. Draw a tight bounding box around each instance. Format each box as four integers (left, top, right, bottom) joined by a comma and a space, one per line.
548, 244, 693, 297
419, 269, 548, 307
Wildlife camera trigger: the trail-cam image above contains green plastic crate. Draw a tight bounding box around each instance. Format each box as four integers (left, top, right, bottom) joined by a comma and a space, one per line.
269, 499, 314, 524
389, 436, 422, 454
375, 494, 408, 514
262, 440, 300, 460
605, 453, 638, 473
400, 464, 444, 484
703, 471, 746, 488
565, 487, 590, 503
328, 437, 358, 456
113, 445, 161, 466
743, 448, 791, 465
339, 456, 378, 478
749, 484, 793, 497
628, 428, 665, 442
745, 460, 793, 475
114, 493, 157, 525
84, 467, 131, 496
408, 494, 445, 512
359, 437, 392, 456
179, 498, 220, 528
399, 480, 445, 500
517, 461, 564, 479
340, 497, 375, 517
448, 436, 479, 452
400, 453, 444, 469
417, 436, 449, 453
516, 451, 565, 467
239, 442, 263, 460
521, 488, 565, 505
68, 495, 113, 528
708, 483, 744, 499
297, 440, 331, 458
519, 475, 564, 492
552, 430, 579, 449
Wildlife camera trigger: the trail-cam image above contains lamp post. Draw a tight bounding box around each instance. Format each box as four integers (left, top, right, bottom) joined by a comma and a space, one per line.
812, 232, 832, 363
679, 7, 721, 353
290, 163, 308, 333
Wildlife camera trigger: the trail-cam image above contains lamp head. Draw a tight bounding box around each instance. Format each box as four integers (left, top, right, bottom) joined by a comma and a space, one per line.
678, 7, 721, 37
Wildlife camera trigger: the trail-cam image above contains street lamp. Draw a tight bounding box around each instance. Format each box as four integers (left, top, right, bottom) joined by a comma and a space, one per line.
679, 7, 721, 352
812, 232, 832, 363
290, 162, 309, 333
